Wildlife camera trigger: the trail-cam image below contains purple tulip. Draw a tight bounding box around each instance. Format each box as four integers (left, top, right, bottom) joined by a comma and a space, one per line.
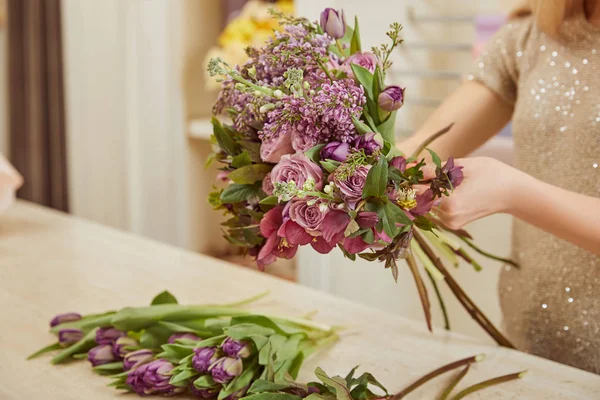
190, 385, 219, 399
192, 347, 219, 374
167, 332, 202, 344
50, 312, 81, 328
123, 349, 154, 371
95, 327, 126, 345
320, 142, 350, 162
112, 336, 139, 358
378, 86, 405, 112
390, 156, 407, 172
353, 132, 383, 155
88, 344, 117, 367
320, 8, 346, 39
221, 338, 252, 359
209, 357, 243, 384
126, 359, 184, 396
58, 328, 84, 347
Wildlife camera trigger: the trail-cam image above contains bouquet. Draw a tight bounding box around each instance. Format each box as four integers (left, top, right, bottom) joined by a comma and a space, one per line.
30, 291, 526, 399
207, 9, 517, 346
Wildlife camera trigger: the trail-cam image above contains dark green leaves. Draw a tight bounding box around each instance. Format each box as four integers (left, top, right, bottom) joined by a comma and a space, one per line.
350, 16, 362, 54
305, 144, 326, 163
212, 117, 238, 156
228, 164, 272, 184
352, 116, 372, 135
314, 368, 353, 400
231, 151, 253, 168
362, 157, 388, 198
426, 148, 442, 168
350, 64, 374, 101
220, 183, 264, 203
320, 161, 339, 174
366, 199, 412, 238
151, 290, 178, 305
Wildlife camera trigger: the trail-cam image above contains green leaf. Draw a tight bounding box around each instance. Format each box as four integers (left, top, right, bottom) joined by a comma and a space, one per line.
350, 64, 374, 101
212, 117, 238, 156
352, 116, 372, 135
414, 216, 436, 232
156, 343, 195, 363
93, 362, 124, 375
51, 327, 99, 364
230, 315, 300, 336
232, 151, 253, 168
338, 245, 356, 261
228, 164, 272, 184
27, 342, 62, 360
220, 358, 260, 400
305, 144, 326, 163
426, 148, 442, 168
350, 16, 362, 54
170, 369, 198, 386
371, 67, 384, 125
194, 375, 216, 389
362, 229, 375, 244
140, 325, 172, 350
377, 112, 397, 144
366, 199, 412, 238
260, 196, 279, 205
248, 380, 295, 394
151, 290, 178, 305
320, 161, 339, 174
157, 321, 212, 337
225, 323, 276, 340
243, 394, 302, 400
221, 183, 264, 203
314, 368, 353, 400
194, 335, 227, 349
240, 140, 263, 163
362, 111, 379, 133
362, 157, 388, 198
72, 353, 88, 359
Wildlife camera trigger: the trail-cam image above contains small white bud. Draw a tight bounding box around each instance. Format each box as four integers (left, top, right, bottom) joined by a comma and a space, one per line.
273, 90, 284, 99
259, 104, 275, 114
319, 203, 329, 213
324, 184, 333, 194
303, 81, 310, 90
254, 90, 263, 97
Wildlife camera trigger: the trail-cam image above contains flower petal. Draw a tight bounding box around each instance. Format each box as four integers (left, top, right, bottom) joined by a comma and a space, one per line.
322, 210, 351, 243
281, 220, 313, 246
311, 237, 335, 254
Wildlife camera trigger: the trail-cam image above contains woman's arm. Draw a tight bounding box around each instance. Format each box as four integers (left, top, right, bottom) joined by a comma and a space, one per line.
435, 157, 600, 255
399, 82, 514, 159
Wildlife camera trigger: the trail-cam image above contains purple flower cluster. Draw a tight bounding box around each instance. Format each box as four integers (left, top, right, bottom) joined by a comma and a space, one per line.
126, 359, 185, 396
87, 327, 140, 367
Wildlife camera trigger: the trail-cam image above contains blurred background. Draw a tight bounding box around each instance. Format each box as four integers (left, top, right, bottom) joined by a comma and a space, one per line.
0, 0, 518, 342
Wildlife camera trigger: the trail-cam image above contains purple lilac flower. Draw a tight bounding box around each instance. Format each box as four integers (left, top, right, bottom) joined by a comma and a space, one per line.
209, 357, 243, 384
50, 312, 81, 328
95, 327, 126, 345
353, 132, 383, 155
378, 85, 405, 112
88, 344, 117, 367
126, 359, 184, 396
320, 8, 346, 39
167, 332, 202, 344
190, 385, 220, 399
113, 336, 139, 358
221, 338, 252, 359
58, 328, 84, 347
321, 142, 350, 162
123, 349, 154, 371
192, 347, 219, 374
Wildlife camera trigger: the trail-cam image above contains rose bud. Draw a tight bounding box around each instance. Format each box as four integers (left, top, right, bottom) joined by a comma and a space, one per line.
167, 332, 202, 344
123, 349, 155, 371
88, 344, 117, 367
378, 85, 405, 112
58, 328, 84, 347
113, 336, 139, 358
190, 385, 219, 399
50, 312, 81, 328
209, 356, 243, 384
353, 132, 383, 155
342, 52, 379, 78
320, 8, 346, 39
390, 156, 407, 172
126, 359, 184, 396
320, 142, 350, 162
221, 338, 252, 359
192, 347, 219, 374
95, 327, 126, 345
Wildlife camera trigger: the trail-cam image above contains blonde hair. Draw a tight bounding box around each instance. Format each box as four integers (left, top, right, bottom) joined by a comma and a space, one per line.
511, 0, 583, 36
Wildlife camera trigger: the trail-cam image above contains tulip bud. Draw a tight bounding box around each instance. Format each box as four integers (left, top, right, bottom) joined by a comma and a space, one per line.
378, 86, 405, 112
113, 336, 139, 358
390, 156, 407, 172
209, 357, 243, 384
320, 8, 346, 39
126, 359, 184, 396
50, 312, 82, 328
58, 328, 84, 347
190, 385, 220, 399
353, 132, 383, 155
88, 344, 117, 367
123, 349, 155, 371
320, 142, 350, 162
192, 347, 219, 374
96, 327, 126, 345
167, 332, 202, 344
221, 338, 252, 359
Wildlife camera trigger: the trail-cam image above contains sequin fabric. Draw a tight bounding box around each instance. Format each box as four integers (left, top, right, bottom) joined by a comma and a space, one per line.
469, 15, 600, 374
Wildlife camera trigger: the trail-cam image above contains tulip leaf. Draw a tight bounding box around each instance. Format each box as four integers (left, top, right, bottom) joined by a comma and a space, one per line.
212, 117, 239, 156
93, 362, 124, 375
170, 369, 198, 387
228, 164, 273, 185
151, 290, 178, 305
231, 150, 253, 168
157, 321, 212, 337
194, 375, 216, 389
350, 64, 374, 101
221, 183, 265, 204
194, 334, 227, 349
248, 380, 296, 394
372, 67, 384, 125
140, 325, 172, 350
320, 161, 339, 174
50, 312, 115, 334
314, 368, 354, 400
230, 315, 306, 337
225, 323, 276, 340
305, 144, 326, 163
51, 327, 98, 365
352, 116, 372, 135
362, 156, 388, 199
377, 111, 397, 144
157, 343, 195, 364
350, 16, 362, 54
243, 394, 302, 400
220, 358, 261, 400
27, 342, 62, 360
426, 148, 442, 168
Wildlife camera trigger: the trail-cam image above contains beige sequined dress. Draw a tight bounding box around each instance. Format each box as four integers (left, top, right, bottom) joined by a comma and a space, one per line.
469, 14, 600, 373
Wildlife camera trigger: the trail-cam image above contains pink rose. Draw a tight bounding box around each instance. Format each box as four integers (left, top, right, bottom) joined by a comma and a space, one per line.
341, 52, 379, 79
262, 173, 274, 196
289, 199, 329, 235
271, 153, 323, 191
332, 165, 370, 207
260, 134, 294, 163
291, 131, 319, 153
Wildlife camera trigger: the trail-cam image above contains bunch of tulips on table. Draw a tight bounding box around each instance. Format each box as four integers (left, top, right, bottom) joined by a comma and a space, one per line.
29, 291, 526, 399
207, 7, 518, 346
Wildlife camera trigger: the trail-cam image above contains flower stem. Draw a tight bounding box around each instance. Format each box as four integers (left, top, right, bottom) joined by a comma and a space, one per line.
413, 232, 515, 348
410, 123, 454, 159
425, 269, 451, 330
219, 290, 270, 307
390, 354, 484, 400
458, 236, 519, 269
405, 251, 432, 332
438, 364, 470, 400
336, 40, 346, 56
448, 371, 527, 400
317, 59, 335, 82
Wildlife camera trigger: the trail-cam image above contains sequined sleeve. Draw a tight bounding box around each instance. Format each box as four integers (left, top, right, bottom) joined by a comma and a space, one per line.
468, 17, 534, 105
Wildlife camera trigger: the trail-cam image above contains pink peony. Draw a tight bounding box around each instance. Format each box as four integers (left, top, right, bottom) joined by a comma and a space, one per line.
341, 52, 379, 79
260, 134, 294, 163
289, 199, 329, 235
332, 165, 370, 207
271, 153, 324, 190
